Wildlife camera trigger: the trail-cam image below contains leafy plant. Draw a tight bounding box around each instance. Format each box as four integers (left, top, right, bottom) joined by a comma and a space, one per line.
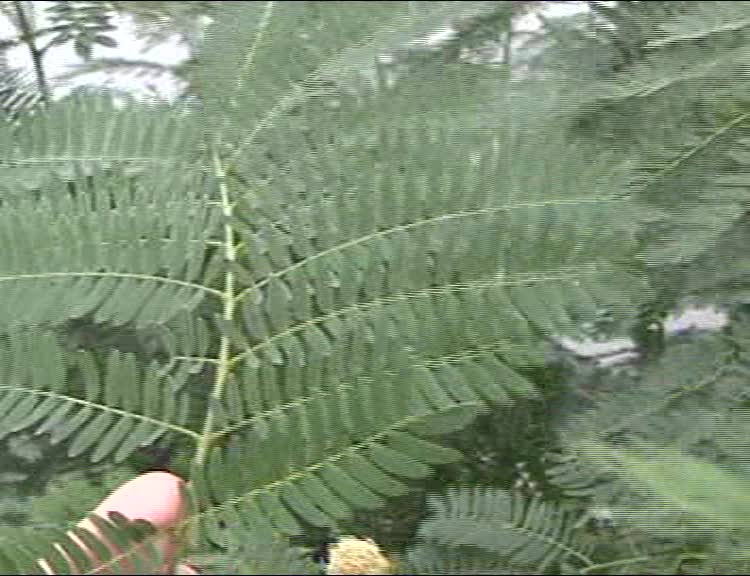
9, 1, 750, 574
0, 1, 123, 103
0, 0, 652, 573
402, 1, 750, 574
42, 1, 117, 60
399, 485, 596, 575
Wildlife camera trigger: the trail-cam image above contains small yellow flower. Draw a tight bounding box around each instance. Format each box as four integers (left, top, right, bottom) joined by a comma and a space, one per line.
326, 536, 393, 575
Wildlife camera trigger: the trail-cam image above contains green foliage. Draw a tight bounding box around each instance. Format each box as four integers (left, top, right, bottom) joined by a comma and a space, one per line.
580, 443, 750, 534
0, 1, 649, 571
5, 0, 750, 574
509, 3, 750, 572
552, 1, 750, 288
189, 532, 319, 575
42, 1, 117, 60
400, 486, 595, 574
541, 319, 750, 573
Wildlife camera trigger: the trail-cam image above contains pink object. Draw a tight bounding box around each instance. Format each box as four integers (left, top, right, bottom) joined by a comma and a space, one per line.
89, 471, 187, 529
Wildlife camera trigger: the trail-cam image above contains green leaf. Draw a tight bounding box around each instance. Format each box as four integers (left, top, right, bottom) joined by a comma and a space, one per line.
49, 405, 93, 445
367, 443, 433, 480
68, 411, 113, 458
280, 482, 332, 528
256, 491, 302, 536
341, 452, 410, 497
319, 463, 384, 510
407, 404, 483, 436
386, 431, 463, 465
297, 475, 351, 521
90, 417, 133, 463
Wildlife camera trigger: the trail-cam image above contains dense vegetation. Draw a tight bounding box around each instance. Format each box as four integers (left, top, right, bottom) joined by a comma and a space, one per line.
1, 1, 749, 574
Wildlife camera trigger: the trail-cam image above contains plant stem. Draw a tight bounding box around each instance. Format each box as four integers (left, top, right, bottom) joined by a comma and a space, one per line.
193, 150, 237, 469
13, 1, 49, 104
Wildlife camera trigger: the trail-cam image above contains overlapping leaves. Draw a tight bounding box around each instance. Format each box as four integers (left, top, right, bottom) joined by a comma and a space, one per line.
0, 2, 658, 573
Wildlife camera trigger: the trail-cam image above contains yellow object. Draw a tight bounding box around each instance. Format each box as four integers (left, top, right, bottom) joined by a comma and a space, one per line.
326, 536, 393, 575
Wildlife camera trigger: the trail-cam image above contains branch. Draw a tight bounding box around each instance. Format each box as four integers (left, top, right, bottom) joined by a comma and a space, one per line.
12, 1, 49, 104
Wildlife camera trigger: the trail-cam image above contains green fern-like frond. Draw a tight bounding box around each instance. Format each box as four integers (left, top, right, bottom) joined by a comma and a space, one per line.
42, 1, 118, 60
190, 533, 319, 575
188, 356, 481, 547
401, 486, 595, 574
0, 328, 195, 464
555, 1, 750, 270
0, 159, 219, 327
542, 1, 750, 333
198, 1, 505, 150
0, 95, 211, 329
0, 93, 201, 169
0, 2, 658, 573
